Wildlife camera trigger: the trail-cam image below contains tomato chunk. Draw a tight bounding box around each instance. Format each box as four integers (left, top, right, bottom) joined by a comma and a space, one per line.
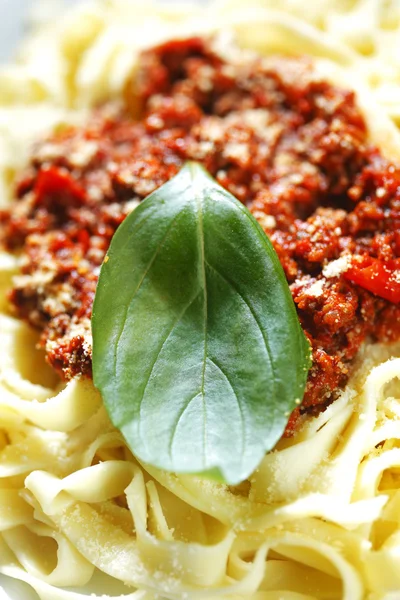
34, 166, 86, 209
344, 257, 400, 303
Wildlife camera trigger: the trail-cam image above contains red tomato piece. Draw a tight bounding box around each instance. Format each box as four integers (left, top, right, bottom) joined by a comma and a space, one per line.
344, 257, 400, 303
34, 166, 86, 209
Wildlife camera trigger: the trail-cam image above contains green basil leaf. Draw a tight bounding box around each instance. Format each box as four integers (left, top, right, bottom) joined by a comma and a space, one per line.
92, 162, 311, 485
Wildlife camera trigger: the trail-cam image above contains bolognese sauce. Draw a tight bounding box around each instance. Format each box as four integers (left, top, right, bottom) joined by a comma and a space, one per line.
2, 37, 400, 433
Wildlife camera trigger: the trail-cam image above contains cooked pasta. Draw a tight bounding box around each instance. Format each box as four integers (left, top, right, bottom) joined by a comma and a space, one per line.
2, 2, 400, 599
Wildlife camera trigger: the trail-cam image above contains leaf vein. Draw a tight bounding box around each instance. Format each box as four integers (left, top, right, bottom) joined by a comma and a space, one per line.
138, 289, 202, 447
207, 357, 245, 460
113, 210, 185, 379
205, 260, 276, 399
168, 391, 202, 460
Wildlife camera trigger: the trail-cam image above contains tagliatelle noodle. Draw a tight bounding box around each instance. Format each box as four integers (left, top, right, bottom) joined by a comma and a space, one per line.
3, 1, 400, 599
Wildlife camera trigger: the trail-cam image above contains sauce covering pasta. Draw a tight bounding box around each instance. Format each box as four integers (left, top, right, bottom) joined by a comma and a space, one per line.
2, 37, 400, 432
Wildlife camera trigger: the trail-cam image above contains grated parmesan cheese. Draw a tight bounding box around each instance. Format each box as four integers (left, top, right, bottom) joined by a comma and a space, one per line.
323, 255, 352, 278
224, 141, 250, 163
68, 140, 98, 168
390, 270, 400, 283
305, 279, 325, 297
252, 211, 276, 229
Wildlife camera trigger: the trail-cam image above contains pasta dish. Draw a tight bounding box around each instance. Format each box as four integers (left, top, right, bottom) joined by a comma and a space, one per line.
2, 1, 400, 599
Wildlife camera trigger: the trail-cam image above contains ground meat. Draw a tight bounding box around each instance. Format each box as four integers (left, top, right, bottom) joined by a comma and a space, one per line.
2, 36, 400, 433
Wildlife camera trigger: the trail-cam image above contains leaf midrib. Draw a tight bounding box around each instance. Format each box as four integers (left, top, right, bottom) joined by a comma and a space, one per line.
195, 172, 208, 470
